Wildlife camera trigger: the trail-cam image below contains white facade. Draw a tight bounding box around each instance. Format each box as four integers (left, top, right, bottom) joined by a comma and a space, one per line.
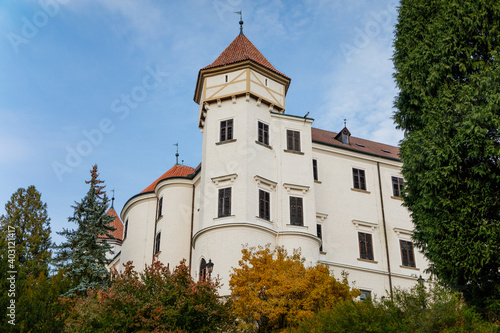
115, 33, 429, 297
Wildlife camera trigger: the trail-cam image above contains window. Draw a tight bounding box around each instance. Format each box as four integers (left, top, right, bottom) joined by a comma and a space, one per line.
258, 121, 269, 145
317, 224, 323, 252
342, 133, 349, 144
360, 290, 371, 301
353, 168, 366, 190
289, 196, 303, 226
124, 219, 128, 239
154, 231, 161, 255
218, 188, 231, 217
358, 232, 374, 260
392, 176, 404, 197
157, 197, 163, 219
313, 159, 318, 181
286, 130, 301, 152
220, 119, 233, 142
400, 240, 416, 267
199, 258, 207, 281
225, 74, 228, 82
259, 190, 270, 220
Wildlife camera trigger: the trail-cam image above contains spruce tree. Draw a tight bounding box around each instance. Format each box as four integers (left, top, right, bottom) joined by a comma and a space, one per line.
55, 165, 116, 296
393, 0, 500, 314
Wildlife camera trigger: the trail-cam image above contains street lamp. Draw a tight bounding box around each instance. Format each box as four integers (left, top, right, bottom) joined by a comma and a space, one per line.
417, 275, 424, 285
206, 259, 214, 279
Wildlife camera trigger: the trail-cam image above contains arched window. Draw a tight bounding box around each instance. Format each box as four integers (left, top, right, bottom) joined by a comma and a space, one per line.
199, 258, 207, 281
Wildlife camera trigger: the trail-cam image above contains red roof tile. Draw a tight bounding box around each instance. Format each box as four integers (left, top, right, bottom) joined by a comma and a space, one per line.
101, 208, 124, 241
311, 127, 400, 160
203, 34, 290, 80
141, 164, 195, 193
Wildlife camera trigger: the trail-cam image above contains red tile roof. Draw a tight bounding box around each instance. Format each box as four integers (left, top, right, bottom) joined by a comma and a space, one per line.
311, 127, 400, 160
141, 164, 196, 193
101, 208, 124, 241
202, 34, 290, 80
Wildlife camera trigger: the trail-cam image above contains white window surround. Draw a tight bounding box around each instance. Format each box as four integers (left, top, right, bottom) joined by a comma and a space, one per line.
352, 219, 378, 232
211, 173, 238, 187
316, 213, 328, 223
393, 227, 413, 240
283, 183, 309, 195
254, 175, 277, 191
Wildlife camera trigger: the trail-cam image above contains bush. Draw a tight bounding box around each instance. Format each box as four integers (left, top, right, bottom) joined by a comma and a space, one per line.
291, 283, 499, 333
64, 260, 234, 333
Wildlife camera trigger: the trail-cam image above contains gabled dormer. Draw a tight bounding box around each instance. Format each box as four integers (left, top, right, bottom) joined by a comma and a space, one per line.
194, 33, 291, 129
334, 127, 351, 145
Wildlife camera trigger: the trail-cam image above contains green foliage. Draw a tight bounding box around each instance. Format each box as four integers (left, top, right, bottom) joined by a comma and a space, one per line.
55, 165, 116, 296
291, 284, 498, 333
16, 270, 72, 332
393, 0, 500, 315
0, 185, 52, 279
64, 260, 234, 333
0, 185, 54, 332
229, 245, 360, 332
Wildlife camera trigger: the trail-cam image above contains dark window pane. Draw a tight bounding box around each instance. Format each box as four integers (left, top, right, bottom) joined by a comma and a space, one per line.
359, 232, 373, 260
313, 159, 318, 181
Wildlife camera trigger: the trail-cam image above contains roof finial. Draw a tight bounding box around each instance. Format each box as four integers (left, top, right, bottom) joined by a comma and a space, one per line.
174, 143, 179, 165
235, 11, 243, 35
344, 118, 347, 128
111, 189, 115, 209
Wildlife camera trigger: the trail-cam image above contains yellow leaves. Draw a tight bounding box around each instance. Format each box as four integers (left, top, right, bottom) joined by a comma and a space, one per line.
229, 245, 359, 331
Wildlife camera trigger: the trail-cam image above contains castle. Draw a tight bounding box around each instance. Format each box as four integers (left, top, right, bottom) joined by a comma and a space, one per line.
103, 29, 428, 298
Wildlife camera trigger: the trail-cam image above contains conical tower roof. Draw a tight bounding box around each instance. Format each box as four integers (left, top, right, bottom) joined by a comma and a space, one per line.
202, 34, 290, 80
101, 207, 124, 241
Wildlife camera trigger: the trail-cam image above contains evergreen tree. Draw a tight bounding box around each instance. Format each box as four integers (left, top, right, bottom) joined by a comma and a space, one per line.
393, 0, 500, 315
55, 165, 116, 296
0, 185, 52, 279
0, 186, 52, 332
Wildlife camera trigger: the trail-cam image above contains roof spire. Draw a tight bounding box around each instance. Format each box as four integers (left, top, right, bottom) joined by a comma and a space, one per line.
235, 11, 243, 35
111, 189, 115, 209
174, 143, 179, 165
344, 118, 347, 128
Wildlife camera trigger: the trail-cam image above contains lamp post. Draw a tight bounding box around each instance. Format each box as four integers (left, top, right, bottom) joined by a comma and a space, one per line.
206, 259, 214, 280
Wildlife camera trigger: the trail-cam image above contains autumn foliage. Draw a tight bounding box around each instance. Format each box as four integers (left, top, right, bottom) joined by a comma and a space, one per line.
64, 260, 234, 333
229, 245, 360, 332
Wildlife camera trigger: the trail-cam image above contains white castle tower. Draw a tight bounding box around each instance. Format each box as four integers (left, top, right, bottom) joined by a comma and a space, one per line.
192, 30, 320, 292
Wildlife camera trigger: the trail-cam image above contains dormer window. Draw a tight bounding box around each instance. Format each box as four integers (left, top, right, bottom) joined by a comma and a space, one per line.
335, 127, 351, 145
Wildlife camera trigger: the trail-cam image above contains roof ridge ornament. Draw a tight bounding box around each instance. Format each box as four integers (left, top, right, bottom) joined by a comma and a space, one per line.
174, 143, 179, 165
235, 11, 243, 35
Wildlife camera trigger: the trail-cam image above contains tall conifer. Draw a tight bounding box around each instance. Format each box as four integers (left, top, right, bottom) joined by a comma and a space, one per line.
55, 165, 115, 296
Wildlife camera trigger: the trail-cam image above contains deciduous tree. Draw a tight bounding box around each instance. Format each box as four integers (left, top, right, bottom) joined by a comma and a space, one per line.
229, 245, 359, 332
393, 0, 500, 315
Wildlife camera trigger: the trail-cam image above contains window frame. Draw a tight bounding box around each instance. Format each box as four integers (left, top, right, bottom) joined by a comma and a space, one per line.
154, 231, 161, 255
313, 159, 318, 181
358, 232, 374, 261
218, 187, 232, 217
258, 121, 269, 145
400, 240, 416, 268
220, 119, 233, 142
258, 189, 270, 221
286, 130, 301, 152
353, 168, 366, 191
289, 196, 304, 226
317, 224, 323, 252
157, 197, 163, 219
392, 176, 404, 197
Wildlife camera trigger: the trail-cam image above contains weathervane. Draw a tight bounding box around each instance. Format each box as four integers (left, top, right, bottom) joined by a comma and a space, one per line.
344, 118, 347, 128
235, 11, 243, 35
174, 143, 179, 165
111, 189, 115, 209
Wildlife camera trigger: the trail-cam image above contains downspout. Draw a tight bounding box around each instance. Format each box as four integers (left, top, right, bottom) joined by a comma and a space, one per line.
188, 184, 195, 274
377, 162, 393, 297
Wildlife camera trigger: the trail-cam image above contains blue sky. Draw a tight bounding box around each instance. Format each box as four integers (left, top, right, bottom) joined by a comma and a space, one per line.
0, 0, 401, 244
